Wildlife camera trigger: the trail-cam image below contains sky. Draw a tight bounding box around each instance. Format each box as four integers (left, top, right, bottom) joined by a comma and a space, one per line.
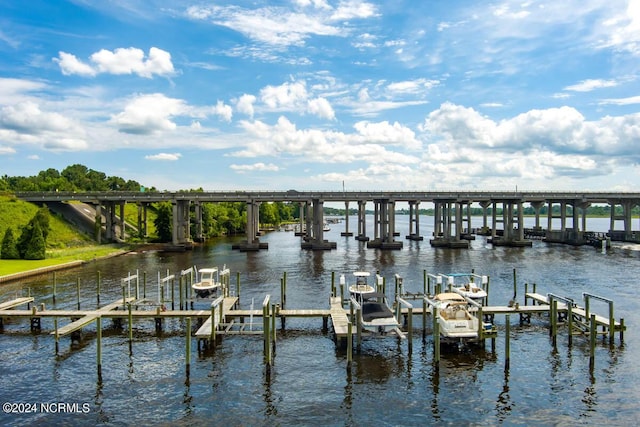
0, 0, 639, 192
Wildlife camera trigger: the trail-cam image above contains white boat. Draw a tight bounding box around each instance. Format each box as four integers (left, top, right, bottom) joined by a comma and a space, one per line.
344, 272, 401, 335
358, 291, 401, 335
344, 271, 377, 297
428, 292, 479, 340
443, 273, 488, 300
192, 267, 221, 298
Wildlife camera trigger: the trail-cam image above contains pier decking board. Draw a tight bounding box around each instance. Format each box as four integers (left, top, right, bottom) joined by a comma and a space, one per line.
194, 297, 238, 338
329, 297, 350, 340
0, 297, 34, 310
50, 297, 136, 337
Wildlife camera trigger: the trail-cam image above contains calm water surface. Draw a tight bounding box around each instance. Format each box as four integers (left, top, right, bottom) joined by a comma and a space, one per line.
1, 216, 639, 426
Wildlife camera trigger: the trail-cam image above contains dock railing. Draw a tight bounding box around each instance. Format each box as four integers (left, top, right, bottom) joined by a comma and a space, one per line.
583, 292, 616, 343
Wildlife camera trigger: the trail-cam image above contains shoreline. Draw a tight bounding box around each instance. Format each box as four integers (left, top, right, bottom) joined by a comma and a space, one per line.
0, 248, 131, 284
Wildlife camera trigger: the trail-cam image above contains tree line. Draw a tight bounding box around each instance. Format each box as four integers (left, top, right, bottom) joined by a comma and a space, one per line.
1, 166, 300, 243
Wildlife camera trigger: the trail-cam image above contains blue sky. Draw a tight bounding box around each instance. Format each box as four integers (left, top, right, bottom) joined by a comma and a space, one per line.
0, 0, 639, 192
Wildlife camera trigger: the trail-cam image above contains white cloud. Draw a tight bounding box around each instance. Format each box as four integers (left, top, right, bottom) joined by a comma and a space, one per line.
186, 1, 377, 47
213, 100, 233, 122
387, 78, 440, 95
307, 97, 335, 120
599, 95, 640, 105
0, 146, 16, 155
235, 94, 256, 117
54, 47, 175, 78
230, 162, 280, 172
564, 79, 618, 92
145, 152, 182, 161
110, 93, 187, 135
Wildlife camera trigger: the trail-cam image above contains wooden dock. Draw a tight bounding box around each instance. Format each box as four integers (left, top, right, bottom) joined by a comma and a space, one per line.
51, 297, 136, 338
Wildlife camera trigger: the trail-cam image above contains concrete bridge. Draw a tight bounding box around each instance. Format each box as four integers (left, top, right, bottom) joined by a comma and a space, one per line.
15, 191, 640, 250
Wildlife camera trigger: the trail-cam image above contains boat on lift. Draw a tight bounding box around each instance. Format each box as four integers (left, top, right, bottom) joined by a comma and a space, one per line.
343, 272, 402, 335
192, 267, 222, 298
442, 273, 488, 300
427, 292, 480, 342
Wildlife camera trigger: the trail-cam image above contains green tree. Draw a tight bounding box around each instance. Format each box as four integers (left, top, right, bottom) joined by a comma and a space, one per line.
153, 202, 173, 242
1, 227, 20, 259
23, 221, 46, 260
17, 207, 50, 257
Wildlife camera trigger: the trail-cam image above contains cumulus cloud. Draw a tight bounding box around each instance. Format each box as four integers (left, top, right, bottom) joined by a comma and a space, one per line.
110, 93, 187, 134
418, 102, 640, 187
236, 94, 256, 117
259, 80, 336, 119
54, 47, 175, 78
213, 100, 233, 122
0, 101, 87, 151
145, 152, 182, 161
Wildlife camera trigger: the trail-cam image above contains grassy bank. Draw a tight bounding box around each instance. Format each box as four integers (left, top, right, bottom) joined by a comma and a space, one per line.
0, 244, 127, 276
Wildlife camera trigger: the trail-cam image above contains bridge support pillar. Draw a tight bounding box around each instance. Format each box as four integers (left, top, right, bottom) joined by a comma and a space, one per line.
406, 201, 423, 241
234, 201, 267, 251
477, 200, 492, 235
491, 199, 531, 247
355, 200, 369, 241
94, 203, 102, 244
341, 201, 353, 236
302, 199, 336, 250
368, 199, 402, 249
608, 199, 640, 242
171, 200, 192, 248
430, 199, 468, 248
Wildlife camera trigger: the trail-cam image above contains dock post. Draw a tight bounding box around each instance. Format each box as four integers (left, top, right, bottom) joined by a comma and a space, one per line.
122, 286, 126, 310
54, 317, 59, 355
422, 298, 427, 340
179, 276, 183, 310
171, 276, 175, 310
236, 272, 241, 302
433, 313, 440, 367
143, 271, 146, 299
331, 272, 336, 297
283, 272, 287, 307
423, 270, 427, 296
346, 321, 353, 370
524, 283, 528, 306
76, 277, 81, 310
272, 303, 277, 354
589, 314, 596, 371
128, 302, 133, 354
210, 302, 216, 349
263, 296, 271, 365
97, 317, 102, 382
186, 317, 192, 378
608, 300, 615, 345
512, 268, 517, 301
505, 314, 511, 370
52, 271, 57, 304
356, 307, 362, 352
97, 271, 101, 305
340, 283, 345, 307
407, 305, 413, 353
620, 318, 625, 343
551, 299, 558, 347
567, 301, 573, 347
485, 276, 491, 306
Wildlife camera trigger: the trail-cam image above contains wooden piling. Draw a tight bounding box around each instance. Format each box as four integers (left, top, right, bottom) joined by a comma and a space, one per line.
186, 317, 192, 378
52, 271, 57, 304
620, 318, 625, 343
97, 271, 101, 304
179, 276, 183, 310
76, 277, 81, 310
346, 321, 352, 370
505, 314, 511, 370
433, 306, 440, 366
54, 317, 59, 355
128, 302, 133, 354
236, 272, 241, 302
171, 277, 175, 310
589, 314, 596, 370
422, 298, 427, 340
143, 271, 146, 299
97, 317, 102, 381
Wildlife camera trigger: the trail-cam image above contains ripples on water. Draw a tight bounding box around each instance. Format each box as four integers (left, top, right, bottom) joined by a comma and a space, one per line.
1, 216, 640, 426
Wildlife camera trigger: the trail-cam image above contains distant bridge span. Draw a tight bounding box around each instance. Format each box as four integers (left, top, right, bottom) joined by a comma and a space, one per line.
16, 191, 640, 250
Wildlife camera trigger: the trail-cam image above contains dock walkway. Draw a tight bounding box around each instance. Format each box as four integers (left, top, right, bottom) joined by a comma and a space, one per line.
51, 297, 136, 337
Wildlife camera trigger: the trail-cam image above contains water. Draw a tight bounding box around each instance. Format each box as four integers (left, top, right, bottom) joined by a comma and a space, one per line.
1, 216, 639, 426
